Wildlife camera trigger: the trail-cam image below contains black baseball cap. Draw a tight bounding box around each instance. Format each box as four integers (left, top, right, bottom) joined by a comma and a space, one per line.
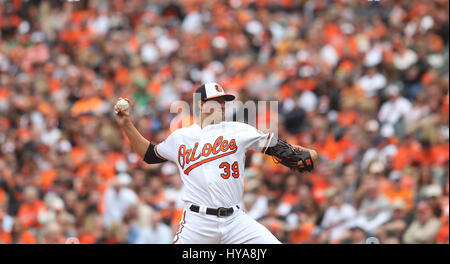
195, 83, 235, 102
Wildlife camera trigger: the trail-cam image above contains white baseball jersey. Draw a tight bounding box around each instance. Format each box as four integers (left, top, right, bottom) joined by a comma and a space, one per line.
154, 121, 274, 208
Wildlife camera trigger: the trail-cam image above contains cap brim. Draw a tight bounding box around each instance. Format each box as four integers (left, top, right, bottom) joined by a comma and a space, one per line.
203, 94, 235, 101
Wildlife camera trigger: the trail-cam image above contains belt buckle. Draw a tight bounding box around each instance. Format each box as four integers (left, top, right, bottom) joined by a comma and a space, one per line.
217, 207, 226, 217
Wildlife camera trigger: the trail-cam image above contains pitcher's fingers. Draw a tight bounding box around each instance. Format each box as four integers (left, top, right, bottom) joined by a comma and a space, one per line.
114, 106, 121, 114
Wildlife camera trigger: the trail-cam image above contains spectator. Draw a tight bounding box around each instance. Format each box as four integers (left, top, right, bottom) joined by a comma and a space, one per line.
375, 199, 411, 243
40, 222, 66, 244
435, 205, 449, 244
131, 209, 173, 244
103, 221, 128, 244
340, 226, 368, 244
320, 190, 357, 242
361, 132, 397, 172
403, 201, 441, 244
0, 198, 13, 238
422, 184, 444, 218
340, 164, 358, 205
357, 67, 387, 98
354, 178, 392, 234
378, 84, 412, 125
78, 214, 105, 244
245, 182, 270, 221
382, 171, 414, 212
10, 220, 36, 244
102, 173, 139, 228
16, 186, 47, 229
393, 43, 418, 71
0, 205, 12, 243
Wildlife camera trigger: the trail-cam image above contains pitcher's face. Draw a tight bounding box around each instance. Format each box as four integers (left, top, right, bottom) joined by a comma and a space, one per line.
200, 97, 226, 125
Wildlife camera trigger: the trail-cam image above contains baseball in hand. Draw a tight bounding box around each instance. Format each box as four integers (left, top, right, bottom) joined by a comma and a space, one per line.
115, 99, 129, 111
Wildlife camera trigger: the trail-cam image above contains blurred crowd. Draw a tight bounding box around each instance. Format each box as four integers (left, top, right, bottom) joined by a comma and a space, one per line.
0, 0, 449, 244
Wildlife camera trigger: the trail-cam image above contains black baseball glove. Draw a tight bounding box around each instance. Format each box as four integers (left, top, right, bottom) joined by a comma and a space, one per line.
265, 139, 314, 172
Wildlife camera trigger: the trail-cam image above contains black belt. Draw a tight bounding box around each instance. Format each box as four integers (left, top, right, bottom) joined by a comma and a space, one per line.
189, 205, 239, 217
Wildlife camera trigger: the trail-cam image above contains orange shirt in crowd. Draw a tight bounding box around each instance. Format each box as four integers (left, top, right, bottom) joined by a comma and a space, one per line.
310, 173, 331, 206
0, 188, 5, 204
441, 94, 449, 116
70, 96, 103, 117
293, 78, 318, 92
0, 230, 11, 244
79, 234, 96, 244
382, 186, 414, 212
0, 229, 35, 244
289, 221, 315, 244
19, 230, 37, 244
436, 221, 449, 244
71, 146, 87, 167
431, 144, 449, 167
95, 162, 115, 181
315, 134, 340, 162
393, 140, 422, 170
0, 87, 9, 102
147, 79, 162, 96
17, 200, 47, 229
40, 169, 57, 191
338, 110, 357, 127
281, 191, 300, 206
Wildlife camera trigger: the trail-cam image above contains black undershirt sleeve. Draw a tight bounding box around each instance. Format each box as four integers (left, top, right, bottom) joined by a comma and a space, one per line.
143, 143, 167, 164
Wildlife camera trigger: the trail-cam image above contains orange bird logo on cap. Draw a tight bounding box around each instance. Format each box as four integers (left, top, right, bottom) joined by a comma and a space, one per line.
215, 85, 223, 92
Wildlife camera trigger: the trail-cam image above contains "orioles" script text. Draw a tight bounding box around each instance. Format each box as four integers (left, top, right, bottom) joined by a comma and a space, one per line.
178, 136, 238, 175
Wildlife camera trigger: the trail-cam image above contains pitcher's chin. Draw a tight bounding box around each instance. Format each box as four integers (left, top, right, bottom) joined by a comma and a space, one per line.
201, 112, 225, 126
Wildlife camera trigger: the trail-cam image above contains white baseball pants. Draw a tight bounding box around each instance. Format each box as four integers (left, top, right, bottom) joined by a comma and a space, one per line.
173, 203, 281, 244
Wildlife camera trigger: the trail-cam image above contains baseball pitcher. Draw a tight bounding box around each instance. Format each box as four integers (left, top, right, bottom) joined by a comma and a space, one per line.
114, 83, 318, 244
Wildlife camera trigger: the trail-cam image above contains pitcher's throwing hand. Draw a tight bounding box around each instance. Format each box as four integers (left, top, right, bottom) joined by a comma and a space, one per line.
114, 97, 131, 127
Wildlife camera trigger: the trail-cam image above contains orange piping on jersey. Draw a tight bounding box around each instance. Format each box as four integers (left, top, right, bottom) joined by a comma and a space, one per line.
173, 210, 186, 244
261, 133, 272, 153
154, 145, 166, 160
183, 148, 238, 175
